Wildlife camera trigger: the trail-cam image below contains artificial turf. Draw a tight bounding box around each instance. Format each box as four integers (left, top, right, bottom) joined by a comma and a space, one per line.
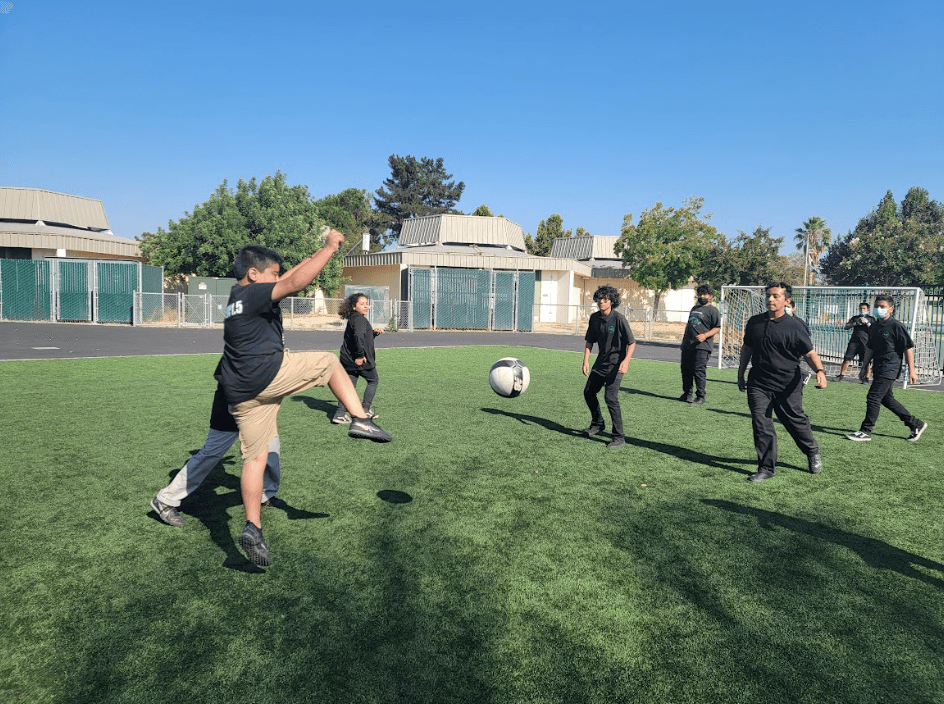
1, 347, 941, 704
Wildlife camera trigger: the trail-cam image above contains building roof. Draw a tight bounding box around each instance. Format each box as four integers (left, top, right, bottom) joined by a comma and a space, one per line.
549, 235, 621, 261
0, 187, 141, 258
344, 242, 591, 276
398, 214, 526, 250
0, 187, 111, 230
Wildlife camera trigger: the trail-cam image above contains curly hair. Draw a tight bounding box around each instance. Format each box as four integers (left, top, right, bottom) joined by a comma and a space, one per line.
338, 292, 368, 320
593, 285, 621, 308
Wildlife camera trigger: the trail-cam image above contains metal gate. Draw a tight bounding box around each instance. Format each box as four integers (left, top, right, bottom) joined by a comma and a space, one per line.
411, 268, 432, 329
96, 261, 138, 323
0, 260, 51, 321
58, 261, 91, 322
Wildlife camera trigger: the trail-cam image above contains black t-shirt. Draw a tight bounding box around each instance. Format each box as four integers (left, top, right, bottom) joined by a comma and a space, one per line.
743, 312, 814, 390
867, 317, 913, 380
585, 310, 635, 375
681, 304, 721, 351
846, 314, 875, 345
340, 311, 377, 372
220, 282, 284, 405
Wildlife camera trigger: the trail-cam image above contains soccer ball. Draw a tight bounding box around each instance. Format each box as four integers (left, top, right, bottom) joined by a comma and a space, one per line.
489, 357, 530, 398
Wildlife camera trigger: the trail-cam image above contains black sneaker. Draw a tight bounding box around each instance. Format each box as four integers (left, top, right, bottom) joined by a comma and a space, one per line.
808, 452, 822, 474
238, 522, 272, 566
150, 496, 184, 527
582, 425, 605, 437
691, 397, 706, 406
835, 374, 844, 381
908, 422, 928, 442
349, 416, 392, 442
332, 413, 352, 425
261, 496, 289, 510
678, 393, 693, 403
748, 468, 776, 483
365, 408, 379, 420
606, 437, 626, 449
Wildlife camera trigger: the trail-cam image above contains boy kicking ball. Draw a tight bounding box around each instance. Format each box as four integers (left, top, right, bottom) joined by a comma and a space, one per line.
222, 230, 391, 567
846, 295, 927, 443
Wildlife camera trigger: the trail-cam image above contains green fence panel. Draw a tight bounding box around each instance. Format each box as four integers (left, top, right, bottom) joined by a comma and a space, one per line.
493, 271, 516, 330
516, 271, 535, 331
436, 268, 490, 330
411, 268, 432, 329
142, 264, 163, 294
58, 261, 91, 321
97, 262, 137, 323
1, 260, 51, 321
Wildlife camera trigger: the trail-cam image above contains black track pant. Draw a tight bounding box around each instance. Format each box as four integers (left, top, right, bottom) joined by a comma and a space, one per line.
860, 376, 920, 433
584, 368, 624, 438
747, 374, 819, 472
680, 348, 711, 399
336, 367, 379, 415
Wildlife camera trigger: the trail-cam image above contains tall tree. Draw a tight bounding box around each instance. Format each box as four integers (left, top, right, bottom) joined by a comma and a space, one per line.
820, 188, 944, 285
614, 196, 722, 304
734, 226, 786, 285
313, 188, 385, 253
373, 154, 465, 244
794, 216, 833, 285
138, 171, 345, 294
524, 214, 571, 256
471, 204, 494, 217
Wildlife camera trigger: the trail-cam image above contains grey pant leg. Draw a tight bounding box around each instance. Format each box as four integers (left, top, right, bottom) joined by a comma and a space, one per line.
157, 431, 281, 506
156, 428, 238, 507
262, 435, 281, 502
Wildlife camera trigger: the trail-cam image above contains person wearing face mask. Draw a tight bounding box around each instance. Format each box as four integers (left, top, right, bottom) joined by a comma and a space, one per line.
846, 296, 927, 443
679, 284, 721, 406
737, 282, 828, 483
836, 302, 874, 383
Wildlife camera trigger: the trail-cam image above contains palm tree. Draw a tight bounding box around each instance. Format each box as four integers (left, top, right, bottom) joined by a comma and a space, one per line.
794, 216, 832, 286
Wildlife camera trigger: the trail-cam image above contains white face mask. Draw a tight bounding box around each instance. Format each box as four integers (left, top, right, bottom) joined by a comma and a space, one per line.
874, 306, 889, 319
784, 306, 793, 315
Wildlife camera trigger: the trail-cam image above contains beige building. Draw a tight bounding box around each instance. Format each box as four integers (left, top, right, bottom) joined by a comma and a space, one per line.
0, 187, 142, 261
341, 214, 695, 329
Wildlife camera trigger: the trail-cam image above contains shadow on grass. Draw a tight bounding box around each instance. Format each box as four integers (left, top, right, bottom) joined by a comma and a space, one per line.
480, 407, 585, 437
703, 499, 944, 589
291, 394, 341, 421
599, 497, 944, 703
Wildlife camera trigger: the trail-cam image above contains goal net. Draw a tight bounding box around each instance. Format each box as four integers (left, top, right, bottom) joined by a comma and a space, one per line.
719, 286, 943, 388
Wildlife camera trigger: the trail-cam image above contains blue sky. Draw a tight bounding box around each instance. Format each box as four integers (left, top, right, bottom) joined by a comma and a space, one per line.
2, 0, 942, 253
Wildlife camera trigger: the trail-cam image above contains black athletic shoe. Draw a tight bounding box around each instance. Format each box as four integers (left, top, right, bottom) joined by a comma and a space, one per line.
908, 422, 928, 442
606, 437, 626, 449
748, 468, 776, 483
349, 417, 392, 442
582, 425, 605, 437
678, 393, 693, 403
261, 496, 289, 510
239, 522, 272, 566
150, 496, 184, 527
808, 452, 822, 474
846, 431, 871, 442
835, 374, 844, 381
691, 397, 706, 406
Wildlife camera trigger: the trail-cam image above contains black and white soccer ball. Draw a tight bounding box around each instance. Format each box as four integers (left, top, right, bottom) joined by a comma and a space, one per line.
488, 357, 530, 398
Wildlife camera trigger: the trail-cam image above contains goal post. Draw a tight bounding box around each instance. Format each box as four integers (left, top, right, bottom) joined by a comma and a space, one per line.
718, 286, 943, 388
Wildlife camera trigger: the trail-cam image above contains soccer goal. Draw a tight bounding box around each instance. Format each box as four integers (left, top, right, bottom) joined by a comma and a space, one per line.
719, 286, 943, 388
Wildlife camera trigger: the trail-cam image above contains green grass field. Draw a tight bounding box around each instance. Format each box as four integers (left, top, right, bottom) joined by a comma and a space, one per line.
1, 346, 942, 704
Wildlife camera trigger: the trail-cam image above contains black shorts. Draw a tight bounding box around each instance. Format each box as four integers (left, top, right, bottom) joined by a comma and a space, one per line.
843, 339, 867, 362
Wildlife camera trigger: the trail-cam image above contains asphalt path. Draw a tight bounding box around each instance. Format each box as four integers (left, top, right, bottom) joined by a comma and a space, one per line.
0, 320, 683, 364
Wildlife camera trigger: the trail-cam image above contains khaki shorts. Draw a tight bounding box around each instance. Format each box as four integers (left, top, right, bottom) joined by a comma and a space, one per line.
231, 350, 339, 461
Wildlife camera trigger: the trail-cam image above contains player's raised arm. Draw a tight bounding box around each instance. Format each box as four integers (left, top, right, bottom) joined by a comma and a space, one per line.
271, 228, 345, 301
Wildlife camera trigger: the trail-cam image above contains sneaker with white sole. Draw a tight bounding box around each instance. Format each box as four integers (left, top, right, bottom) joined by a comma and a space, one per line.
332, 413, 352, 425
349, 416, 392, 442
908, 422, 928, 442
150, 496, 184, 526
238, 522, 272, 566
365, 408, 379, 420
846, 430, 871, 442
